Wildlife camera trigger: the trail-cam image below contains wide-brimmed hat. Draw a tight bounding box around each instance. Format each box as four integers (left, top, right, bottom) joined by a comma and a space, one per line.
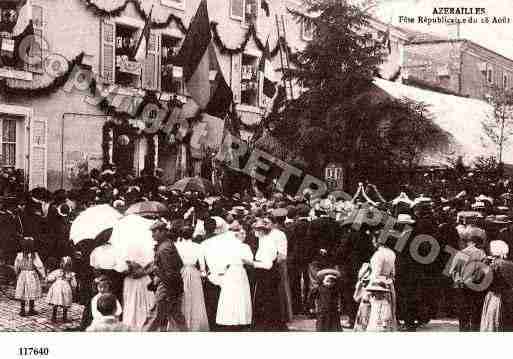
229, 206, 249, 217
316, 268, 341, 281
397, 214, 415, 224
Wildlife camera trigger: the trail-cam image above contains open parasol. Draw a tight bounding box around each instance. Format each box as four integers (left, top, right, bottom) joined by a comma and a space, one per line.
125, 201, 168, 217
169, 176, 215, 194
70, 204, 123, 244
91, 215, 155, 273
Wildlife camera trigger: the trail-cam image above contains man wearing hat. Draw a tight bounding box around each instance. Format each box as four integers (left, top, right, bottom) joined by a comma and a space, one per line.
447, 226, 487, 331
144, 220, 186, 331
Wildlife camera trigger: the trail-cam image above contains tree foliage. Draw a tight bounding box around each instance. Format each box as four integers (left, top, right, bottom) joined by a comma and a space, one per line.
482, 86, 513, 163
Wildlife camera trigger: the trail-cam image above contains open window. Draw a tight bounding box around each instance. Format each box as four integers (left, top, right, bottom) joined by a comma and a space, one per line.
231, 0, 258, 25
241, 53, 259, 106
0, 2, 42, 76
115, 23, 140, 88
161, 34, 183, 94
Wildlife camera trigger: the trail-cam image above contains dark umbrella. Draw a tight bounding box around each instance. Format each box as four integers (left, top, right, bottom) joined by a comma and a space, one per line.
125, 201, 168, 217
169, 177, 215, 195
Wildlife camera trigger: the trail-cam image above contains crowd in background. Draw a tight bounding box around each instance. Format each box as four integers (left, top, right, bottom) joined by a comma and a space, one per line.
0, 166, 513, 331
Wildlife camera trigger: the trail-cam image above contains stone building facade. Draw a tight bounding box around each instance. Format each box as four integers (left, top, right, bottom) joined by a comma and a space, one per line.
0, 0, 314, 190
403, 37, 513, 99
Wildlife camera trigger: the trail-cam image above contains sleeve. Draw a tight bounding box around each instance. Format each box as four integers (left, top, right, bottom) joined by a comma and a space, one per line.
369, 252, 384, 281
276, 232, 288, 258
115, 300, 123, 316
69, 273, 78, 289
33, 253, 46, 279
156, 244, 183, 290
240, 244, 254, 264
91, 295, 99, 319
14, 253, 22, 274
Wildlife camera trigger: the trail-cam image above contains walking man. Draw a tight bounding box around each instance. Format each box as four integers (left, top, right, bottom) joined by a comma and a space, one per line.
144, 220, 186, 331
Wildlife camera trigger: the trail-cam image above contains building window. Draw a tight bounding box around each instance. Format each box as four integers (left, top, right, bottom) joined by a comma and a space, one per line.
115, 23, 140, 87
161, 0, 185, 11
244, 0, 258, 25
241, 54, 259, 106
161, 35, 183, 94
0, 3, 41, 74
504, 74, 508, 89
231, 0, 244, 20
0, 115, 17, 167
488, 67, 493, 83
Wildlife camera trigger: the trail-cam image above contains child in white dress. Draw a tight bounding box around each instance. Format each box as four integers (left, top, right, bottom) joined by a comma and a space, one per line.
46, 256, 77, 322
14, 238, 45, 317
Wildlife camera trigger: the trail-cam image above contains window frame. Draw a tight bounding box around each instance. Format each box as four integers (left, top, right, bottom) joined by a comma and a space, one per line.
487, 66, 494, 84
161, 0, 185, 11
240, 53, 260, 107
160, 32, 184, 94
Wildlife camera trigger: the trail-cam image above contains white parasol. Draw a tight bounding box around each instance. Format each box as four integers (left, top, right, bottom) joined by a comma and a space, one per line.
70, 204, 123, 244
107, 215, 156, 272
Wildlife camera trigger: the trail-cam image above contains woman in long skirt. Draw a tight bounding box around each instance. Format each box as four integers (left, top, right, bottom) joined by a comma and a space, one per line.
252, 218, 287, 331
216, 227, 253, 329
123, 261, 154, 330
175, 227, 209, 331
481, 240, 509, 331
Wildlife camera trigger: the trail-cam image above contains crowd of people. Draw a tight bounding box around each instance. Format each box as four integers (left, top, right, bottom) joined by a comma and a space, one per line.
1, 166, 513, 332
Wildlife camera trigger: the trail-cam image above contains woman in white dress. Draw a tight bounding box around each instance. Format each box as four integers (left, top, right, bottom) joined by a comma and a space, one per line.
367, 234, 398, 331
215, 224, 253, 330
175, 226, 209, 331
122, 261, 155, 330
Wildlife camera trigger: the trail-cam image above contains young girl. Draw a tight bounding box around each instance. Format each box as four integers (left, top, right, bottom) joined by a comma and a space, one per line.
46, 256, 77, 322
14, 238, 45, 316
91, 276, 122, 321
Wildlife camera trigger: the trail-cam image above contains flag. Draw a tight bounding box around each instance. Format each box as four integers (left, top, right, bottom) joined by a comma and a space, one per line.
205, 45, 233, 118
12, 0, 32, 37
259, 40, 276, 106
261, 0, 270, 17
175, 0, 212, 109
132, 5, 153, 62
382, 27, 391, 55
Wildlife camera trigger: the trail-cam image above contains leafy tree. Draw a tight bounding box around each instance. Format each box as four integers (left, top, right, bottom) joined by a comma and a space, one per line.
482, 86, 513, 165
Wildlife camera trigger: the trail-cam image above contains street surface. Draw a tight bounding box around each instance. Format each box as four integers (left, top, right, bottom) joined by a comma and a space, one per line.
0, 285, 458, 332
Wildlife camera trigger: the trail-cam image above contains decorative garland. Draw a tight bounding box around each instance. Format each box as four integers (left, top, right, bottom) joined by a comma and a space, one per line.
81, 0, 187, 34
0, 52, 85, 97
211, 22, 281, 58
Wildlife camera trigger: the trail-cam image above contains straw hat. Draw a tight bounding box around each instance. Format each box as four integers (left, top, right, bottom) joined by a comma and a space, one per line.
316, 268, 341, 281
397, 214, 415, 224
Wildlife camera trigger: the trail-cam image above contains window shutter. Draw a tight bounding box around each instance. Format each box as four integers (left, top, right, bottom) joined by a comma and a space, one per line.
231, 54, 241, 103
230, 0, 244, 20
29, 116, 47, 189
100, 19, 116, 84
27, 5, 43, 73
143, 31, 161, 90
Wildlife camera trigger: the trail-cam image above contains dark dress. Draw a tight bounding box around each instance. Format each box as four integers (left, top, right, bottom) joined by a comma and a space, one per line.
253, 261, 286, 331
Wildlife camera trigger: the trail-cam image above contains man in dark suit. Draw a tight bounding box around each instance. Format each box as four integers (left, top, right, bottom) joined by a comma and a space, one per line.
144, 220, 186, 331
287, 204, 311, 314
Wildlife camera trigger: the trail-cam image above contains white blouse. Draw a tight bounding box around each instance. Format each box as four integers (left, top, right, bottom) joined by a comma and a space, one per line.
255, 233, 278, 270
175, 239, 205, 271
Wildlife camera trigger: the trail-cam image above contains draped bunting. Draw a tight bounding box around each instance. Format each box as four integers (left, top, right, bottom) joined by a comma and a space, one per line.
81, 0, 188, 34
210, 22, 281, 58
0, 52, 85, 96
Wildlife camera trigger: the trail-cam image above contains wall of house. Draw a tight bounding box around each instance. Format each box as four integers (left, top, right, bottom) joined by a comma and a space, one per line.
460, 42, 513, 99
403, 41, 462, 94
0, 0, 311, 190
